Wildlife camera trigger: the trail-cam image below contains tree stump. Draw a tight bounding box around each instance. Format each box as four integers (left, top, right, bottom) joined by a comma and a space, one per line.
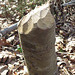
18, 3, 58, 75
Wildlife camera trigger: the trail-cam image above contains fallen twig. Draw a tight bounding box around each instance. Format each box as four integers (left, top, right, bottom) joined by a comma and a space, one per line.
62, 0, 75, 6
57, 52, 75, 55
0, 22, 18, 38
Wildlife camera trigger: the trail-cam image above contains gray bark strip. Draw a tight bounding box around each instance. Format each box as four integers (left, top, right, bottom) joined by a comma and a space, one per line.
18, 3, 58, 75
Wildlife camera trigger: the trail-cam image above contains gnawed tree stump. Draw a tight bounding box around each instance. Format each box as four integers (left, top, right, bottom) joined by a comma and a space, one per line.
18, 3, 58, 75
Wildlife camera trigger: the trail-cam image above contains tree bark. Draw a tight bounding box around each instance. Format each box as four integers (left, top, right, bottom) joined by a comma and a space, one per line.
18, 3, 58, 75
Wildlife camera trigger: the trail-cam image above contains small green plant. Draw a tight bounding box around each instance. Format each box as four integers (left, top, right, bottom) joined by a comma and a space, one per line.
17, 45, 22, 53
59, 48, 65, 52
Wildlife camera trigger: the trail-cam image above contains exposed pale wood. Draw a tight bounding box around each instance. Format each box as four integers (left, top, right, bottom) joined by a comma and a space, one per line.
18, 3, 58, 75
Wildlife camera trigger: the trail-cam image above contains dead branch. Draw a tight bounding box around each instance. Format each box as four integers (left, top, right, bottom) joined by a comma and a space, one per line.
0, 22, 18, 38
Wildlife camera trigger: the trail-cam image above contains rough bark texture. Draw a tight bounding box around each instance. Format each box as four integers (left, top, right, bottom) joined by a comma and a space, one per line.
18, 3, 58, 75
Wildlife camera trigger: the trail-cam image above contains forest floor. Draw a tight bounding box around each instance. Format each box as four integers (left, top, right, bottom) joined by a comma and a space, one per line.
0, 0, 75, 75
